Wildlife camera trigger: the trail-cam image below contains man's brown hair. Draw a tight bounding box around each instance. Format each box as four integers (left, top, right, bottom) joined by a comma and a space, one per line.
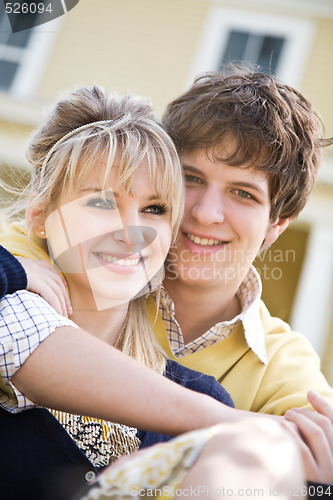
162, 66, 332, 221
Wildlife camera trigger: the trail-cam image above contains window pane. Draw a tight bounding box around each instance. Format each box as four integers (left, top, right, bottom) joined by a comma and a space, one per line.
0, 9, 33, 47
220, 30, 249, 66
0, 1, 40, 47
0, 60, 19, 89
0, 2, 12, 45
219, 29, 285, 75
7, 8, 40, 47
7, 26, 33, 47
258, 36, 285, 74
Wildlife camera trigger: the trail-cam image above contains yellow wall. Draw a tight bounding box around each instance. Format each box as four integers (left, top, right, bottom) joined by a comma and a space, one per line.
37, 0, 209, 115
301, 18, 333, 137
254, 225, 309, 323
322, 292, 333, 385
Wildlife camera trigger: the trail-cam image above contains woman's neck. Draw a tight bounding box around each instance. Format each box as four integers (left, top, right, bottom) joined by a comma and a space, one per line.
69, 305, 128, 346
68, 285, 129, 346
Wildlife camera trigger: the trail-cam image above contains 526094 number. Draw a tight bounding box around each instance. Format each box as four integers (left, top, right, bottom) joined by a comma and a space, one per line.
5, 3, 53, 14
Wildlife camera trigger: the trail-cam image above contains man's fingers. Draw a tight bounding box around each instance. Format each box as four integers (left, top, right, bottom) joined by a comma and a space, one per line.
281, 420, 317, 479
308, 391, 333, 421
285, 410, 332, 457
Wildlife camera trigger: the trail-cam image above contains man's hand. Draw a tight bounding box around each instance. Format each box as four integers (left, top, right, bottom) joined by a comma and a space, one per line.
17, 257, 72, 317
284, 391, 333, 484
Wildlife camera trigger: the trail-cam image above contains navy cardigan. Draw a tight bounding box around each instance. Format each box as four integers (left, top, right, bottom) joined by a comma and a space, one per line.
138, 359, 234, 448
0, 245, 27, 298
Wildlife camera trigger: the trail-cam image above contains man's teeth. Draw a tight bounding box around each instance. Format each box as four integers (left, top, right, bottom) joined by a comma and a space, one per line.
185, 233, 225, 246
97, 254, 141, 266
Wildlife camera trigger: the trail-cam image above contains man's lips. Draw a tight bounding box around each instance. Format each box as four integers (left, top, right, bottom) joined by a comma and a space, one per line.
183, 232, 230, 247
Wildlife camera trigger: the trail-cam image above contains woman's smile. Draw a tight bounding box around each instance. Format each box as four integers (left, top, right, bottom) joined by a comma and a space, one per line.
93, 251, 147, 274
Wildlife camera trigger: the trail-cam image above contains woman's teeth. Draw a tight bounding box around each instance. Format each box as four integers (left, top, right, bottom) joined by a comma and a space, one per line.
97, 254, 141, 266
185, 233, 224, 246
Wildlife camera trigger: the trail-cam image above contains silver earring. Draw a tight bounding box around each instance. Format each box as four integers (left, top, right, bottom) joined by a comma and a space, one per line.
40, 230, 46, 236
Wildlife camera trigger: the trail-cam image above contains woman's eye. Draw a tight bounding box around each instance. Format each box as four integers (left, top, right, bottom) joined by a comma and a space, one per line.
86, 197, 116, 210
235, 189, 253, 200
143, 204, 168, 215
184, 174, 202, 184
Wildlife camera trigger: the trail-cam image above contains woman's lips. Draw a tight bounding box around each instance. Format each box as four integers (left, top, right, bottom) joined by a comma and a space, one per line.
93, 252, 147, 274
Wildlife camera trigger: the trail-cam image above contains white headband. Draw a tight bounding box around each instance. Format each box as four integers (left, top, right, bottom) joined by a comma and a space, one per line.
40, 119, 114, 179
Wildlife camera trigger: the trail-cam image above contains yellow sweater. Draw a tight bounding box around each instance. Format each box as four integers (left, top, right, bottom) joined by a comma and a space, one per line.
146, 297, 333, 414
3, 221, 333, 415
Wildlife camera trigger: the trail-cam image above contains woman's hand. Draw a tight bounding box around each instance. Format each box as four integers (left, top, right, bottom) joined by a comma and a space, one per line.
284, 391, 333, 484
17, 257, 72, 317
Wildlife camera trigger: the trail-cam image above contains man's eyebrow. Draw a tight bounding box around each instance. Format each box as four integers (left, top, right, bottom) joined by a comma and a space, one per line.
183, 166, 266, 195
229, 181, 266, 196
182, 165, 202, 174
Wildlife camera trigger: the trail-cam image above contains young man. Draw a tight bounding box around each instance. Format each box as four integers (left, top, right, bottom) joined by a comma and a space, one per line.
150, 67, 333, 484
149, 67, 333, 413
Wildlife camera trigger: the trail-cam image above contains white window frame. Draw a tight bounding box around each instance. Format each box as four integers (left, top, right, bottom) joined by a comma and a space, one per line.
0, 15, 63, 97
187, 7, 316, 88
290, 223, 333, 357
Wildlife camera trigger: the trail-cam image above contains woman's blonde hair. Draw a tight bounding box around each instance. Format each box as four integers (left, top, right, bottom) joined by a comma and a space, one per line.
14, 85, 184, 374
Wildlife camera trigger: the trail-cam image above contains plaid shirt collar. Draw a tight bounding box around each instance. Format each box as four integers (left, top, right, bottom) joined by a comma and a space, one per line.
159, 266, 267, 365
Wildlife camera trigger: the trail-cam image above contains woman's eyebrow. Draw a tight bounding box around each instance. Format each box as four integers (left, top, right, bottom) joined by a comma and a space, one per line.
79, 187, 115, 195
145, 194, 163, 201
79, 187, 162, 201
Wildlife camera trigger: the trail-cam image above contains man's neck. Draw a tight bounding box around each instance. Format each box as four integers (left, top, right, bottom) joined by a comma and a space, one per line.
163, 277, 241, 344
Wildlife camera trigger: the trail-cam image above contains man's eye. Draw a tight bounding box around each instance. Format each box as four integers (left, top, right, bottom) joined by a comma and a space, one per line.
143, 204, 168, 215
86, 197, 116, 210
184, 174, 202, 184
235, 189, 253, 200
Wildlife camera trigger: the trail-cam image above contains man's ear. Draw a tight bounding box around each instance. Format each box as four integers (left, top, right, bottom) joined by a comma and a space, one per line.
264, 218, 290, 246
26, 204, 46, 239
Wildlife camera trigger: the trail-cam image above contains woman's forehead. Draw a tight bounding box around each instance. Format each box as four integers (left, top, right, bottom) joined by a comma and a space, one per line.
71, 156, 162, 197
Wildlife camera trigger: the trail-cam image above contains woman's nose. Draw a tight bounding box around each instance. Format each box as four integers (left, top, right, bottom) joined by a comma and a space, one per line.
113, 225, 144, 248
113, 225, 157, 253
190, 188, 225, 225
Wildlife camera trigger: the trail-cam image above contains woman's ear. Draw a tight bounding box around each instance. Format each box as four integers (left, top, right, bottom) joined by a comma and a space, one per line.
26, 204, 47, 239
264, 218, 290, 246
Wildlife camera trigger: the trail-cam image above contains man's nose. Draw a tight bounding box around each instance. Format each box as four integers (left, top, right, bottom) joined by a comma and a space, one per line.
190, 187, 225, 225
